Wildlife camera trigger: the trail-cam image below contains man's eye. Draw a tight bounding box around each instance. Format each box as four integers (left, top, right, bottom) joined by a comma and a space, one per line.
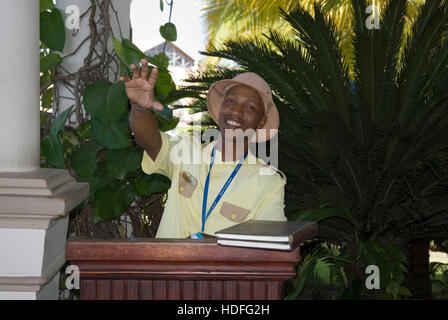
247, 105, 256, 111
226, 98, 235, 104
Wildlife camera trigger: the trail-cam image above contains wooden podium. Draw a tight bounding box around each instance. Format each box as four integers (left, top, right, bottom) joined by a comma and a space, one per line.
66, 238, 310, 300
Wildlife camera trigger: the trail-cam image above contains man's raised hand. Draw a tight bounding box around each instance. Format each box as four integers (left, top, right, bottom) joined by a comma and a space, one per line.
120, 58, 164, 111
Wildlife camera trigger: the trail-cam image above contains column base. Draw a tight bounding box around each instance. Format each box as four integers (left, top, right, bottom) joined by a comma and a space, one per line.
0, 168, 89, 300
0, 272, 60, 300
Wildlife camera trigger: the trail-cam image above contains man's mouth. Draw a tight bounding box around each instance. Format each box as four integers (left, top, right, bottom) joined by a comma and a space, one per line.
224, 118, 244, 128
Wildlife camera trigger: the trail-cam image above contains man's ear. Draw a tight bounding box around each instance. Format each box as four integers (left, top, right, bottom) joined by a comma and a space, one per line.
258, 114, 267, 129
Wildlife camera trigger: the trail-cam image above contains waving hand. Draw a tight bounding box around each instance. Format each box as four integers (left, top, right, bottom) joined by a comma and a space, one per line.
120, 58, 164, 111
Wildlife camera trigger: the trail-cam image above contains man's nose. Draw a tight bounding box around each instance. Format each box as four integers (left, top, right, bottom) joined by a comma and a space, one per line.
228, 102, 243, 117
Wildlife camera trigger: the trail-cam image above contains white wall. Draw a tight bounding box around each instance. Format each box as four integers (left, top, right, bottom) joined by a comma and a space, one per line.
55, 0, 131, 123
0, 0, 40, 172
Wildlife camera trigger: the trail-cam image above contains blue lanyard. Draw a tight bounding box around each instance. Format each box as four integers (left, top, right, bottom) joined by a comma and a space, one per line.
200, 146, 248, 233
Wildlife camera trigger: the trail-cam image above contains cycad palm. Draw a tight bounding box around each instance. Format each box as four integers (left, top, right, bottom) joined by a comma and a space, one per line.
184, 0, 448, 298
202, 0, 425, 75
202, 0, 425, 42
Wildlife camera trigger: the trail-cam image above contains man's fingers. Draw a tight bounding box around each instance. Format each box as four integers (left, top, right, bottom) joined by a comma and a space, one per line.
131, 64, 141, 79
140, 59, 149, 80
151, 101, 164, 111
148, 67, 159, 88
120, 75, 131, 83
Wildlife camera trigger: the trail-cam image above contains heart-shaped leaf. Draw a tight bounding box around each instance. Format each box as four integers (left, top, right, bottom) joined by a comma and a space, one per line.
136, 173, 171, 196
83, 81, 128, 124
71, 140, 104, 178
155, 71, 176, 97
151, 52, 170, 69
93, 183, 137, 223
112, 37, 128, 71
78, 161, 115, 197
122, 39, 148, 69
152, 111, 180, 132
113, 38, 170, 74
91, 117, 130, 150
160, 23, 177, 42
40, 9, 65, 51
105, 147, 143, 180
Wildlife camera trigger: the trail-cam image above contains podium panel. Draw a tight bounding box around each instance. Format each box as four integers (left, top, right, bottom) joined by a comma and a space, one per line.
66, 239, 303, 300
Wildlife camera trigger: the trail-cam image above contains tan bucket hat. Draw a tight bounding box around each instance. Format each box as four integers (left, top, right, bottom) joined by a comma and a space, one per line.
206, 72, 279, 142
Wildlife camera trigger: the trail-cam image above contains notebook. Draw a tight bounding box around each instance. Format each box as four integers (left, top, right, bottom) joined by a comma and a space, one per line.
215, 220, 317, 251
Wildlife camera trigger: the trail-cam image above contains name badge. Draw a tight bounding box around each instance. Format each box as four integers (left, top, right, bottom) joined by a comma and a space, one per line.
182, 171, 197, 186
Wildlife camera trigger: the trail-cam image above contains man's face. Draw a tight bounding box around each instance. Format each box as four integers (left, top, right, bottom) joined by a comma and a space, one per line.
218, 85, 266, 140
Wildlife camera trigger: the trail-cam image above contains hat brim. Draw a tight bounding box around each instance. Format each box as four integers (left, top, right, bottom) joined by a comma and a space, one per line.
206, 79, 279, 143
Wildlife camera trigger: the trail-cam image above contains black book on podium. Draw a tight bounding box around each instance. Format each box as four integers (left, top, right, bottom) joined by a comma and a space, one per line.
215, 220, 317, 251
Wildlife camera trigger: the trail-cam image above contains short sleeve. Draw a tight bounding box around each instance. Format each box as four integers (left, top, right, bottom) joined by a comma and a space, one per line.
254, 179, 287, 221
141, 131, 175, 179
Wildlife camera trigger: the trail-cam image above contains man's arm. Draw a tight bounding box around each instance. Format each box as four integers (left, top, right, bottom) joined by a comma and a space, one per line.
130, 106, 161, 161
121, 59, 164, 161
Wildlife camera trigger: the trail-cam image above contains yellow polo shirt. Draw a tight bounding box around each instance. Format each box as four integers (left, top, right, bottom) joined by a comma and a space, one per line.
141, 131, 287, 238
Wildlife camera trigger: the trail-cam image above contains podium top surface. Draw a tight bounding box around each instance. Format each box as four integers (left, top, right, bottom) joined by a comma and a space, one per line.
66, 238, 303, 263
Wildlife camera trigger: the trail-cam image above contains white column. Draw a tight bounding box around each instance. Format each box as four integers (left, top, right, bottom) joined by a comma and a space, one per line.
0, 0, 40, 172
0, 1, 89, 300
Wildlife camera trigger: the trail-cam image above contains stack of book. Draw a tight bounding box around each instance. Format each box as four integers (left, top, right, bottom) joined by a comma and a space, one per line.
215, 220, 317, 251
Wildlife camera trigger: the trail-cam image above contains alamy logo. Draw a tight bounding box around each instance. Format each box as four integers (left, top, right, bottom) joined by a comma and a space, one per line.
365, 265, 380, 289
65, 5, 80, 31
366, 5, 380, 30
65, 265, 80, 290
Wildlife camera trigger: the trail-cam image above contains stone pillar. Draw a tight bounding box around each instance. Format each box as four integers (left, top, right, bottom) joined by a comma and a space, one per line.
0, 0, 89, 300
0, 0, 40, 172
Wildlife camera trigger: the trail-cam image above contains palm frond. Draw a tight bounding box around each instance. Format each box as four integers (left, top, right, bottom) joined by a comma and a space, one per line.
397, 0, 448, 126
281, 4, 353, 126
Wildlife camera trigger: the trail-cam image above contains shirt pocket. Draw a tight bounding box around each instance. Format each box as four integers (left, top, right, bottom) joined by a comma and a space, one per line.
220, 201, 250, 222
178, 170, 197, 198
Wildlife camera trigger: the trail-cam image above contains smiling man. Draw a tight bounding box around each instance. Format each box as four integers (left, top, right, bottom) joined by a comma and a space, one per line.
121, 59, 286, 238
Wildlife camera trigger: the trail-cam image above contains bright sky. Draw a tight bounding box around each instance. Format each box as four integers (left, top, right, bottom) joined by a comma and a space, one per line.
130, 0, 208, 63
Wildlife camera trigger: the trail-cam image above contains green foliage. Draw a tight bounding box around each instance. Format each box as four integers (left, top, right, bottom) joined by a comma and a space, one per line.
40, 0, 54, 13
182, 0, 448, 299
41, 106, 74, 169
39, 6, 65, 115
38, 4, 180, 225
285, 255, 318, 299
113, 38, 170, 73
40, 53, 62, 73
113, 37, 176, 100
40, 9, 65, 52
430, 261, 448, 299
92, 181, 137, 224
83, 81, 129, 123
136, 174, 171, 196
71, 43, 178, 222
71, 140, 104, 177
160, 22, 177, 42
41, 135, 65, 169
90, 117, 131, 150
105, 147, 142, 180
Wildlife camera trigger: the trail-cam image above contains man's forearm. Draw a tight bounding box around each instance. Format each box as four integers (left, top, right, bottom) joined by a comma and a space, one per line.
130, 104, 162, 161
